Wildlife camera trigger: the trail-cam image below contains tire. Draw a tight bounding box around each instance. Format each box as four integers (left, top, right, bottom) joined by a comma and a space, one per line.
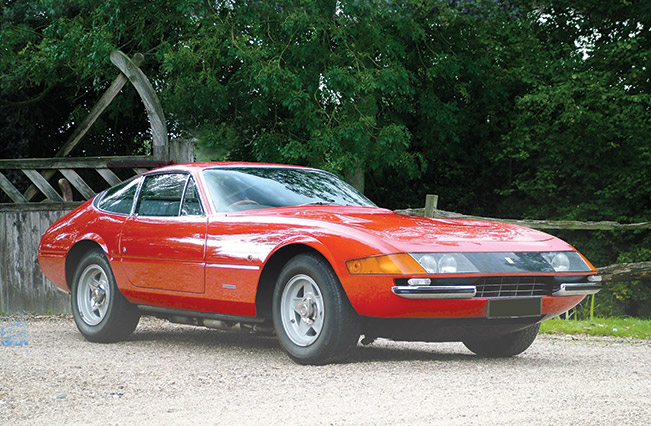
272, 254, 360, 365
71, 249, 140, 343
463, 323, 540, 358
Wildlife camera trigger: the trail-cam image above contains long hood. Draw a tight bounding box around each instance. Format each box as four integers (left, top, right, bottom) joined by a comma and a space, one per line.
239, 206, 572, 253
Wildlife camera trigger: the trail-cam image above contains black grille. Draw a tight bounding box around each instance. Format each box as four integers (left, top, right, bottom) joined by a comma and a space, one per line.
475, 276, 552, 298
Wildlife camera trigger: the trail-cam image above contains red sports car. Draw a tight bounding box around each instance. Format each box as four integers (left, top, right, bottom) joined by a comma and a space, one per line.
38, 163, 601, 364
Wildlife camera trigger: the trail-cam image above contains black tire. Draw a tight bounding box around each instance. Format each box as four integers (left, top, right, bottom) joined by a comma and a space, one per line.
71, 249, 140, 343
272, 254, 360, 365
462, 323, 540, 357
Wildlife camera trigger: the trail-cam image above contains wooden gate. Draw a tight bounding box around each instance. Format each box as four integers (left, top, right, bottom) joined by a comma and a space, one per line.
0, 51, 193, 314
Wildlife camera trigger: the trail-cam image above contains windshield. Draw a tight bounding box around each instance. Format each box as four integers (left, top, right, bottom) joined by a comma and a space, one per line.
203, 167, 376, 212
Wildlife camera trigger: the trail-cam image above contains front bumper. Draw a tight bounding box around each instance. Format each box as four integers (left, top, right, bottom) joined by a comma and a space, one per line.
391, 281, 601, 299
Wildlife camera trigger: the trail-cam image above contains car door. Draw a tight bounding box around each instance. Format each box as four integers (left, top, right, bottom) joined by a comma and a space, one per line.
120, 173, 207, 293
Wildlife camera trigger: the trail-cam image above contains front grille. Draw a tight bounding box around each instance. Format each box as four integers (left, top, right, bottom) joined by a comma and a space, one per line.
475, 276, 552, 298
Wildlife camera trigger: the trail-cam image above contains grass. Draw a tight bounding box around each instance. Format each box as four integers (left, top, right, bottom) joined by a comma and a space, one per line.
540, 317, 651, 339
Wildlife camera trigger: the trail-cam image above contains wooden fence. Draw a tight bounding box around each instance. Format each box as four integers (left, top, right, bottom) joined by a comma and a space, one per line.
0, 156, 178, 314
0, 205, 77, 313
0, 49, 199, 314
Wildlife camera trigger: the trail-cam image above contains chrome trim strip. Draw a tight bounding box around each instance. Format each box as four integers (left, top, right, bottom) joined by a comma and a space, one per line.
206, 263, 260, 271
553, 283, 602, 297
391, 285, 477, 299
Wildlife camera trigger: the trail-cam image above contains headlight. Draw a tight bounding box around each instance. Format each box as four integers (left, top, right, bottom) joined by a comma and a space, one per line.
551, 253, 570, 272
409, 253, 479, 274
541, 252, 576, 272
438, 254, 458, 273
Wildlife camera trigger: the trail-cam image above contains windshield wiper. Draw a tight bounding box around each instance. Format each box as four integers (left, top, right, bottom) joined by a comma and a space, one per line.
299, 201, 337, 206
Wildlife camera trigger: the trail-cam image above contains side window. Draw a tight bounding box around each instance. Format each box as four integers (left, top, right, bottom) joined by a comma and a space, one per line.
181, 179, 203, 216
136, 173, 187, 217
97, 178, 141, 215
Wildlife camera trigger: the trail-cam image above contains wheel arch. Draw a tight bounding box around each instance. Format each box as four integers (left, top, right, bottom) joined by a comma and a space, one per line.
255, 243, 334, 320
65, 239, 108, 290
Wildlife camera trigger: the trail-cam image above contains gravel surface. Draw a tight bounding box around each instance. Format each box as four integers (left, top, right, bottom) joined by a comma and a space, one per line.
1, 315, 649, 425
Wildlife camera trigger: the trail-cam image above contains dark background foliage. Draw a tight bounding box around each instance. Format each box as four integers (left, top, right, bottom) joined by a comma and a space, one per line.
1, 0, 649, 316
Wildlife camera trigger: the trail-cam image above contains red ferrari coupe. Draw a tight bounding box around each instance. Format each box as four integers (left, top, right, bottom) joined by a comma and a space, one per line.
38, 163, 601, 364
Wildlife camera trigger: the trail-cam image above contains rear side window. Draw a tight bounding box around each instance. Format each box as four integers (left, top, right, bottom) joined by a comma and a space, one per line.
136, 173, 187, 217
181, 179, 203, 216
97, 178, 141, 215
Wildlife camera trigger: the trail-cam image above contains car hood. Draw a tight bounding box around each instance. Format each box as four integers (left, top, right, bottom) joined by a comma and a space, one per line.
239, 206, 570, 253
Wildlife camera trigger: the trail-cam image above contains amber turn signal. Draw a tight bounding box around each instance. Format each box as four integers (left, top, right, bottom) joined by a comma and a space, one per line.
346, 254, 427, 275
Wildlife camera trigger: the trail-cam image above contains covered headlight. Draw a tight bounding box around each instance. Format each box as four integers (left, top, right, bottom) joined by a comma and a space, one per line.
551, 253, 570, 272
541, 252, 583, 272
346, 251, 594, 276
409, 253, 479, 274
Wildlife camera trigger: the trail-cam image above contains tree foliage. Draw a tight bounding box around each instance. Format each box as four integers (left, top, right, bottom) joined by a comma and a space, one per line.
1, 0, 650, 268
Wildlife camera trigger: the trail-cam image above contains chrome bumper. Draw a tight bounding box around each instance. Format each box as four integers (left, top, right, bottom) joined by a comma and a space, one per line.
391, 282, 601, 300
552, 283, 602, 296
391, 285, 477, 299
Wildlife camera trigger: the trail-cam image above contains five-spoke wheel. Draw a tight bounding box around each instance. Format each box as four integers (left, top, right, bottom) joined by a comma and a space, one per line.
76, 264, 111, 326
71, 249, 140, 342
280, 274, 325, 346
272, 254, 360, 364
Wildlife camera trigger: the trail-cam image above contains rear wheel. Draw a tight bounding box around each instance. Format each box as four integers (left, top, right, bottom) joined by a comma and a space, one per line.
462, 323, 540, 357
272, 254, 360, 365
71, 249, 140, 342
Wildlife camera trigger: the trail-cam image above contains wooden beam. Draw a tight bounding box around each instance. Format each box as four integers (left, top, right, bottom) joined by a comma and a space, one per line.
59, 169, 96, 199
598, 262, 651, 282
0, 202, 83, 212
21, 170, 64, 202
110, 50, 168, 161
0, 171, 28, 203
22, 54, 145, 201
0, 155, 156, 170
96, 168, 122, 187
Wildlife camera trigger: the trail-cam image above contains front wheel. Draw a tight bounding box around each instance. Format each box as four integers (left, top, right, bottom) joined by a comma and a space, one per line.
272, 254, 360, 365
71, 249, 140, 342
462, 323, 540, 357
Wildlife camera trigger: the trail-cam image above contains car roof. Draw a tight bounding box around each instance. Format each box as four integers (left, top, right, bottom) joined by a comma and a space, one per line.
147, 162, 314, 174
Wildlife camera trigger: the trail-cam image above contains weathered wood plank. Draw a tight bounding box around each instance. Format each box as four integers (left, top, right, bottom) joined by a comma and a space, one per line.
59, 169, 97, 199
0, 211, 6, 312
110, 50, 168, 161
0, 171, 28, 203
0, 155, 155, 170
598, 262, 651, 282
21, 169, 64, 202
96, 168, 122, 187
0, 208, 73, 313
0, 202, 83, 212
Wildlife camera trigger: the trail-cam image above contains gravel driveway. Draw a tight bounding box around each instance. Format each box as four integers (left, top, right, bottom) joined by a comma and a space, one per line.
1, 315, 649, 425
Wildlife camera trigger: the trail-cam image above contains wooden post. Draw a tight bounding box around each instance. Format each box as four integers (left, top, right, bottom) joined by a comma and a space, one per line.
169, 138, 196, 163
424, 194, 439, 218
